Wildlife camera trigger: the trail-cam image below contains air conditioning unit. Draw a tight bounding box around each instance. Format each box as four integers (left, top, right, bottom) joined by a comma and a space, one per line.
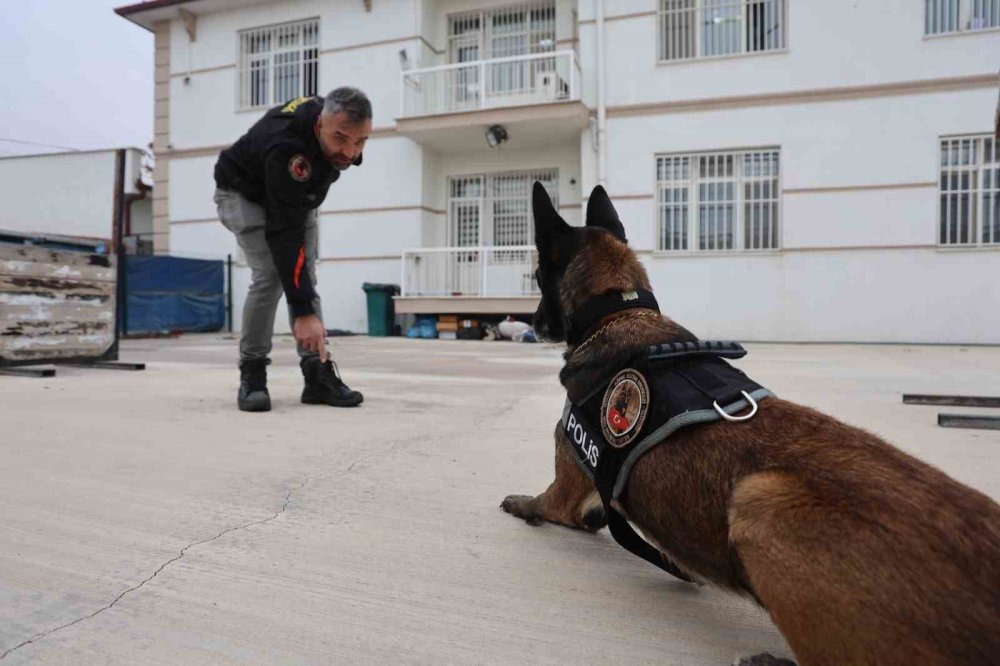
538, 71, 568, 101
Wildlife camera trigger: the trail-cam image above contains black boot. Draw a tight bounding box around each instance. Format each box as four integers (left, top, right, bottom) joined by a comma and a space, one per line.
301, 357, 363, 407
238, 358, 271, 412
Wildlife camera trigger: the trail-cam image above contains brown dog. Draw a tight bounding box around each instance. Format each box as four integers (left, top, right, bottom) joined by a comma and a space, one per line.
501, 183, 1000, 666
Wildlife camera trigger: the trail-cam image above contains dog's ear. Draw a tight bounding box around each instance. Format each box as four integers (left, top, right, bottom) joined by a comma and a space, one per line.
533, 182, 571, 256
585, 185, 627, 243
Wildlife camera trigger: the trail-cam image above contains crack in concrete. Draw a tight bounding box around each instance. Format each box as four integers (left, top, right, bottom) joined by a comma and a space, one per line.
0, 479, 307, 661
473, 395, 525, 429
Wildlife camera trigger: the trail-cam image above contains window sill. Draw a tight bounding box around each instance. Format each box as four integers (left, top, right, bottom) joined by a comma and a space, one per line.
237, 106, 268, 115
936, 244, 1000, 252
923, 25, 1000, 40
650, 249, 782, 258
656, 48, 789, 68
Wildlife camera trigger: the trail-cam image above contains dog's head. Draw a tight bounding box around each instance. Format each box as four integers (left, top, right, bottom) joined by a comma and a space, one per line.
531, 182, 652, 343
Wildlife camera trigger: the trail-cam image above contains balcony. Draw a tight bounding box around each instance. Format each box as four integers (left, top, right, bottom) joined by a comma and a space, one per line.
394, 246, 540, 315
395, 51, 588, 152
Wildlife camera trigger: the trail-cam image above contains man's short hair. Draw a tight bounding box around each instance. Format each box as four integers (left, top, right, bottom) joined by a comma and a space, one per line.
322, 87, 373, 124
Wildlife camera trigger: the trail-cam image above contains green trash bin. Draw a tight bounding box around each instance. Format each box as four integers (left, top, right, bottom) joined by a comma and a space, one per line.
362, 282, 400, 337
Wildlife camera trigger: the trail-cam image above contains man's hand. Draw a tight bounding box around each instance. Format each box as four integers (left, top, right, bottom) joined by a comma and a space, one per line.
293, 314, 327, 362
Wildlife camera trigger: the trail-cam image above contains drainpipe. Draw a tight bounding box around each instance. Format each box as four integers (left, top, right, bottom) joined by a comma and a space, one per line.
596, 0, 607, 187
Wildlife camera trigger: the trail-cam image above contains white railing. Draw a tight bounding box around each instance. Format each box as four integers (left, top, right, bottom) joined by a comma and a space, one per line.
400, 246, 540, 297
400, 51, 580, 118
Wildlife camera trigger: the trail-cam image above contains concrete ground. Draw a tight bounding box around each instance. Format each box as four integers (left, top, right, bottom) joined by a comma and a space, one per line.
1, 334, 998, 665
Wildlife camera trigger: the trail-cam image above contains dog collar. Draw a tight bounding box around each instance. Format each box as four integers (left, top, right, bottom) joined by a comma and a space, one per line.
566, 288, 660, 346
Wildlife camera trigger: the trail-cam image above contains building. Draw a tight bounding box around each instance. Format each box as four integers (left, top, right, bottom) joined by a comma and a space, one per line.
0, 148, 153, 253
115, 0, 1000, 343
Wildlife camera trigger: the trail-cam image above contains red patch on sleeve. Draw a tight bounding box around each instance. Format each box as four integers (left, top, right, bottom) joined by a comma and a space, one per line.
288, 154, 312, 182
293, 246, 306, 289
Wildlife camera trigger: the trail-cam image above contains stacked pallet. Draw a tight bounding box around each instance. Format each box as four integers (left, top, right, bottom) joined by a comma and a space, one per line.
0, 241, 116, 364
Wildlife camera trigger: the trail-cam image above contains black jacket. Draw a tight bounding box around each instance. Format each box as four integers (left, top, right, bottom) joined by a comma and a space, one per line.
214, 96, 362, 317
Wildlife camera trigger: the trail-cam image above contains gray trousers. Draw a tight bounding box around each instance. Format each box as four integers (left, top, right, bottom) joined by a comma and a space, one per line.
214, 188, 322, 363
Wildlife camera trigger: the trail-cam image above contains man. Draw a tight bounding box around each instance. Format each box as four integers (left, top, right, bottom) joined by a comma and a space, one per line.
213, 87, 371, 412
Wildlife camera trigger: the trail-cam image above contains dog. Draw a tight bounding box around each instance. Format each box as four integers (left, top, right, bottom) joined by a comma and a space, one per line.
500, 183, 1000, 666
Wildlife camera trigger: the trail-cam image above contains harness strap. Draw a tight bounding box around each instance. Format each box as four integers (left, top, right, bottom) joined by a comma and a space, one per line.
604, 503, 696, 583
562, 401, 695, 583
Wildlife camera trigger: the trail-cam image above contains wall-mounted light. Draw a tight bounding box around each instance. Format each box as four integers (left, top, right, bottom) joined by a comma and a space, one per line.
398, 49, 410, 70
485, 125, 508, 148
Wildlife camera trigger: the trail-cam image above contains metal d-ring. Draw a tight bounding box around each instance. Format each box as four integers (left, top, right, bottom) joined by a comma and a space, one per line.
714, 391, 758, 422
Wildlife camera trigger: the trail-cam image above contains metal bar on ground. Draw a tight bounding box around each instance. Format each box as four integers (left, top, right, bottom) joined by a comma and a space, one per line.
903, 394, 1000, 408
937, 414, 1000, 430
65, 361, 146, 371
0, 367, 56, 378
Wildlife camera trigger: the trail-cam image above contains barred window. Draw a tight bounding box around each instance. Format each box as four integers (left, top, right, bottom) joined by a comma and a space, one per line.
238, 19, 319, 110
925, 0, 1000, 35
939, 136, 1000, 246
447, 170, 558, 247
657, 149, 780, 252
659, 0, 785, 62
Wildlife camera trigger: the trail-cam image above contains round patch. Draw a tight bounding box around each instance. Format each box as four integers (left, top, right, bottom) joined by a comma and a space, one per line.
600, 369, 650, 448
288, 154, 312, 182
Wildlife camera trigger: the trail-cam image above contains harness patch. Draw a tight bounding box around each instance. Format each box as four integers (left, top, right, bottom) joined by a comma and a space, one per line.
288, 154, 312, 182
601, 368, 649, 447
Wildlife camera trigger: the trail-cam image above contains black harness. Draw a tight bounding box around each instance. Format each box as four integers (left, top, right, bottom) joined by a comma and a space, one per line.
562, 294, 773, 582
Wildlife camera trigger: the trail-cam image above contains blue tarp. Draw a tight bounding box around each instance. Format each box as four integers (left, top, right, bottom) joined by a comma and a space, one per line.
125, 256, 225, 334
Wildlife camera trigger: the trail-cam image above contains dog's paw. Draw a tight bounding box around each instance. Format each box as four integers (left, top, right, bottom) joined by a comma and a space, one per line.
733, 654, 797, 666
500, 495, 543, 525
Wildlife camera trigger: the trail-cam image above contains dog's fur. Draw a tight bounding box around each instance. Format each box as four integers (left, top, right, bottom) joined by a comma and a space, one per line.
501, 184, 1000, 666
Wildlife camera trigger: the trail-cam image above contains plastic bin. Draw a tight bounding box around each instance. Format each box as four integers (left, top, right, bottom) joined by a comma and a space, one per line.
361, 282, 400, 337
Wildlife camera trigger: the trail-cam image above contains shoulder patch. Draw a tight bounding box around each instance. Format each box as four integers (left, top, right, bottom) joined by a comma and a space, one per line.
601, 368, 650, 448
281, 96, 313, 114
288, 154, 312, 182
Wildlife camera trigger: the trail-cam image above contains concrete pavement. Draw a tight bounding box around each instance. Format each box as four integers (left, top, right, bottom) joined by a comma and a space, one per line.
1, 335, 998, 665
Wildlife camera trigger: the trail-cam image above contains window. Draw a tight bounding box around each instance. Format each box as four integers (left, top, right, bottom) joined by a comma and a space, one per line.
238, 19, 319, 110
448, 2, 556, 64
657, 149, 780, 252
448, 170, 559, 247
446, 2, 557, 105
659, 0, 785, 62
939, 136, 1000, 246
926, 0, 1000, 35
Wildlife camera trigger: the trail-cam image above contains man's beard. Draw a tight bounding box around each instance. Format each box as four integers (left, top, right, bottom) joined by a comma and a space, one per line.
329, 154, 353, 169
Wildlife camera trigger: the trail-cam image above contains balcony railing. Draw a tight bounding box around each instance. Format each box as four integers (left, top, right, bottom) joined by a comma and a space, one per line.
400, 246, 540, 297
400, 51, 580, 118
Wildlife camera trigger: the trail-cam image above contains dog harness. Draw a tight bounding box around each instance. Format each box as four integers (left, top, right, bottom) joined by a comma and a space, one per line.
562, 339, 774, 583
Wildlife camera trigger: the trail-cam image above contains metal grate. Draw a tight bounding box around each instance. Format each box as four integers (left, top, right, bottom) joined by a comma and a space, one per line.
447, 170, 558, 248
742, 151, 780, 250
238, 19, 319, 110
939, 136, 1000, 246
657, 156, 691, 251
659, 0, 784, 62
449, 176, 484, 247
926, 0, 1000, 34
657, 149, 780, 252
448, 2, 556, 63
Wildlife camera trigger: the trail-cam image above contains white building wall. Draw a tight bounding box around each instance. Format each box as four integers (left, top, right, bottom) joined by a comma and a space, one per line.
0, 148, 146, 240
577, 0, 1000, 107
149, 0, 999, 342
565, 0, 1000, 343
